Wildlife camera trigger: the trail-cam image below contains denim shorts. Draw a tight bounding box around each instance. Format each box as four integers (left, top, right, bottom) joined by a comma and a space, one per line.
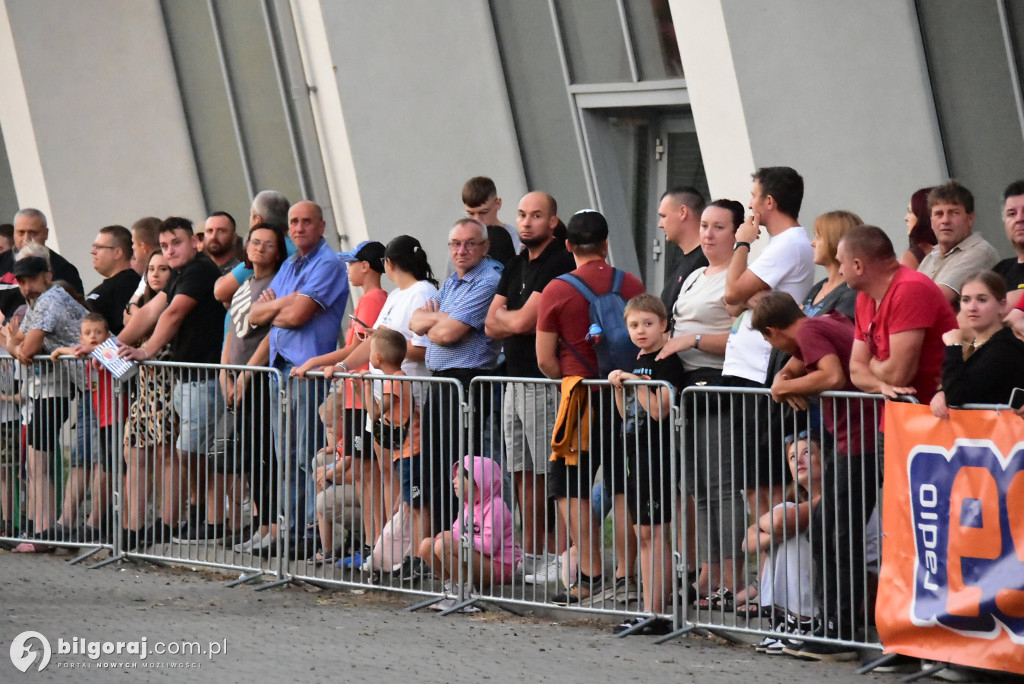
71, 395, 100, 468
171, 380, 222, 454
394, 454, 427, 507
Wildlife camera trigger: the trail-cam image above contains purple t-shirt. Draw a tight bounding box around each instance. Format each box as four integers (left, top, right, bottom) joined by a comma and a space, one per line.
792, 312, 867, 457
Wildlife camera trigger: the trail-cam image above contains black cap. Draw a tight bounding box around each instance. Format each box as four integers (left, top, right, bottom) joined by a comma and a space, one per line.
12, 256, 50, 278
566, 210, 608, 245
339, 240, 386, 273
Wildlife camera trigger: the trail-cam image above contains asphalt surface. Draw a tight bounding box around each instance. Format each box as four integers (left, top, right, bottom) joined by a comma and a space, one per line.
0, 549, 910, 683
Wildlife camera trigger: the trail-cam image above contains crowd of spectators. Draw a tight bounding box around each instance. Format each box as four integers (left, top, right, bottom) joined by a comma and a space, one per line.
1, 172, 1023, 669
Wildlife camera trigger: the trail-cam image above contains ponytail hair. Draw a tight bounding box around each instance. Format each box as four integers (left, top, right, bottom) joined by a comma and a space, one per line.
384, 235, 438, 288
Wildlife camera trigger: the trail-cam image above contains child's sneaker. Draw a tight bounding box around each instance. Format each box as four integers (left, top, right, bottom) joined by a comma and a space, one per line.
428, 582, 481, 613
521, 553, 560, 584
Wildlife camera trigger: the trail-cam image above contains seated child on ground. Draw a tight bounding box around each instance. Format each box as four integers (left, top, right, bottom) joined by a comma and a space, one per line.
311, 391, 360, 564
743, 431, 823, 653
417, 455, 521, 608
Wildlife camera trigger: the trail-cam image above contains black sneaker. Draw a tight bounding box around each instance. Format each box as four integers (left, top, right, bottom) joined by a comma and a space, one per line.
173, 523, 224, 543
551, 573, 602, 606
612, 617, 672, 636
782, 640, 859, 662
398, 556, 432, 583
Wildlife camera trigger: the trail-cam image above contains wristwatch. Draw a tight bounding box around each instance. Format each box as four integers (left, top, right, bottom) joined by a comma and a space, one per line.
733, 242, 751, 251
694, 334, 702, 351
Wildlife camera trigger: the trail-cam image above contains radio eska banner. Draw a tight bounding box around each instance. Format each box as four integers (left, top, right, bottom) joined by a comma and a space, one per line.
876, 402, 1024, 675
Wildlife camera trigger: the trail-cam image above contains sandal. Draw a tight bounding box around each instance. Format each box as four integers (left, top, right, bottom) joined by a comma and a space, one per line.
309, 551, 338, 566
735, 603, 768, 618
706, 587, 735, 611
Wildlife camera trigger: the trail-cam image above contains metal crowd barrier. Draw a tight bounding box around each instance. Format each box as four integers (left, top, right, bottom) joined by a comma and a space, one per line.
0, 356, 120, 561
0, 355, 894, 652
676, 385, 884, 650
454, 376, 678, 624
116, 360, 285, 585
284, 371, 468, 601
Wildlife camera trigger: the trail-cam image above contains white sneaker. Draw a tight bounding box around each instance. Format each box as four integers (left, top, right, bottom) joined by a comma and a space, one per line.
234, 531, 272, 554
522, 553, 560, 584
428, 582, 481, 612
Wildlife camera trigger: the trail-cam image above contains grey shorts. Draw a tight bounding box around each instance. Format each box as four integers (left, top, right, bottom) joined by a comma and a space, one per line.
502, 382, 557, 475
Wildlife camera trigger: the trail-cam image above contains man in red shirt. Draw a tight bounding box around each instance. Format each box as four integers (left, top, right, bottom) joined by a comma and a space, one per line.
536, 210, 644, 605
840, 225, 955, 405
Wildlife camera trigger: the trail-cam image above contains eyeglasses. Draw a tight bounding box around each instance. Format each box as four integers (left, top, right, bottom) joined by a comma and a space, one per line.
91, 244, 117, 251
248, 238, 276, 250
448, 240, 485, 251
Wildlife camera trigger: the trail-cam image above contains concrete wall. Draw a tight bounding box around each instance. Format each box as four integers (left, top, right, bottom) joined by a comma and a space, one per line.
0, 0, 204, 290
674, 0, 946, 250
317, 1, 527, 271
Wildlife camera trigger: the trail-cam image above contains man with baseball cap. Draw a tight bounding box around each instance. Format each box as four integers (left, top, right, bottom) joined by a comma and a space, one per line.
536, 209, 644, 605
1, 245, 88, 550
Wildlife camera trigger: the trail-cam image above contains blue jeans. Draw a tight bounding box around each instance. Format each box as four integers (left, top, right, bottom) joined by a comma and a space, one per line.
271, 360, 325, 544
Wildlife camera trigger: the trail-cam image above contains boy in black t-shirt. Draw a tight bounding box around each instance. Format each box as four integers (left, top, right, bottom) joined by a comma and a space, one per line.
608, 294, 685, 635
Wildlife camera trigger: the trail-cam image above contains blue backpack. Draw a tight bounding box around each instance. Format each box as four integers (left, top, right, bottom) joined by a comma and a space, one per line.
557, 268, 639, 377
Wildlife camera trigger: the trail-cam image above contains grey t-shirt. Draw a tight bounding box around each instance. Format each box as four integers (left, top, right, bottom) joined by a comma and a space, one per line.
226, 274, 274, 366
20, 285, 88, 397
20, 285, 88, 354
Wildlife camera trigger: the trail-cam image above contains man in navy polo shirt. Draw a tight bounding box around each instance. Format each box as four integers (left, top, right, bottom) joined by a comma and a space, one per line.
250, 200, 348, 557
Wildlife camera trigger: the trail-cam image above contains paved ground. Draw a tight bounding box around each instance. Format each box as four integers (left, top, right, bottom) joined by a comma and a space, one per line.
0, 549, 919, 683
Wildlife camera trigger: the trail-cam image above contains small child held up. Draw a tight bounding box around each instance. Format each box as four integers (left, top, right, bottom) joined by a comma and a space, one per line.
418, 455, 521, 612
743, 431, 823, 654
608, 294, 686, 635
50, 312, 126, 541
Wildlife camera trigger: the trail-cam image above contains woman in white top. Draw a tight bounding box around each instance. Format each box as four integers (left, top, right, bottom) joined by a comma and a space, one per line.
322, 235, 438, 562
657, 200, 746, 610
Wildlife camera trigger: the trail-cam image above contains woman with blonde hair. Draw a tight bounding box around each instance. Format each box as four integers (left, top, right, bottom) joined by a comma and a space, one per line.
803, 210, 861, 319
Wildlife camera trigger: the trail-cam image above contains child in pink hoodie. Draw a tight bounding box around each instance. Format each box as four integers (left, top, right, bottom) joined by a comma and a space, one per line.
418, 455, 521, 608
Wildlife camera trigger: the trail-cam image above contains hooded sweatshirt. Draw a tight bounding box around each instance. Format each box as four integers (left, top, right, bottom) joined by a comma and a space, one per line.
451, 455, 522, 572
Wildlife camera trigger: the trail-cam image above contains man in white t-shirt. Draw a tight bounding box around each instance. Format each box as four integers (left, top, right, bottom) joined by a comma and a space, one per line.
724, 166, 815, 382
721, 166, 815, 544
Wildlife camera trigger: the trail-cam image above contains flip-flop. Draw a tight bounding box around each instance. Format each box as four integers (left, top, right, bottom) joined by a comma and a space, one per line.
735, 603, 768, 618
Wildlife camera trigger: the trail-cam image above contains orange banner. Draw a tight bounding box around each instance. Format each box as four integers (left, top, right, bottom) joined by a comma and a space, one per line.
877, 402, 1024, 674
